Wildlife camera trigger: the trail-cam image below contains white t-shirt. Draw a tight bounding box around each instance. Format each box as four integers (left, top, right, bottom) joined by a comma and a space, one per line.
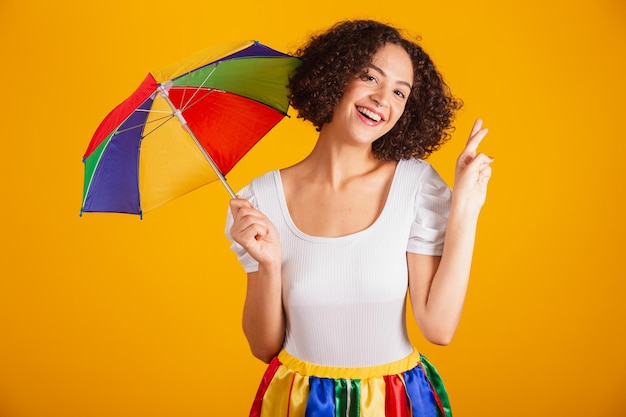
225, 158, 451, 367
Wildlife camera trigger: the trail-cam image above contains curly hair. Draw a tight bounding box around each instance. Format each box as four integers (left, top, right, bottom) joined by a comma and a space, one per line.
288, 20, 462, 160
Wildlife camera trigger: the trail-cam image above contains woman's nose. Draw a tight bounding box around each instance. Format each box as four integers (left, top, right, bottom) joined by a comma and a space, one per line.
371, 92, 388, 107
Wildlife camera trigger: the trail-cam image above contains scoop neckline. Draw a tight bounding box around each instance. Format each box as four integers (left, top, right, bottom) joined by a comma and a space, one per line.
273, 160, 405, 242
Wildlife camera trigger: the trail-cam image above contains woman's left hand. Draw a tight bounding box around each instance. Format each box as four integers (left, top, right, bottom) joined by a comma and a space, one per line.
453, 119, 493, 214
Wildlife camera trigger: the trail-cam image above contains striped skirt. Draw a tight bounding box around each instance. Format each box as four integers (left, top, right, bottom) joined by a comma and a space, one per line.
250, 349, 452, 417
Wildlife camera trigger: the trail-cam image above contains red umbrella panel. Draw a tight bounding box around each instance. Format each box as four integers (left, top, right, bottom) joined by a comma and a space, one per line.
81, 40, 300, 217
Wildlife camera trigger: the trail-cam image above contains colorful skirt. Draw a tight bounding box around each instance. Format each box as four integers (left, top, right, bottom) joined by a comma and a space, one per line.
250, 348, 452, 417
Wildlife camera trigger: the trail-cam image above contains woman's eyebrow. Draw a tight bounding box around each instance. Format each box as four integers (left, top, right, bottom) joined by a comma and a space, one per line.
369, 63, 413, 89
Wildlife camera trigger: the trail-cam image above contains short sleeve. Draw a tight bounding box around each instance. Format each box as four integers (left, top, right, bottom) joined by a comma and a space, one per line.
406, 164, 451, 256
224, 183, 260, 273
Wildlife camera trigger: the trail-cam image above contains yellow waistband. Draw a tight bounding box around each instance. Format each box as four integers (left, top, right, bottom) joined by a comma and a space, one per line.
277, 349, 422, 379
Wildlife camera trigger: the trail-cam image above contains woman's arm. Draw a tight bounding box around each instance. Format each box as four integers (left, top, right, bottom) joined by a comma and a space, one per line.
229, 198, 285, 363
408, 119, 493, 345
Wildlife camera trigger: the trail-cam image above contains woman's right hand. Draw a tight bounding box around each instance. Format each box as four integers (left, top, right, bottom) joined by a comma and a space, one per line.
229, 198, 282, 267
231, 198, 285, 362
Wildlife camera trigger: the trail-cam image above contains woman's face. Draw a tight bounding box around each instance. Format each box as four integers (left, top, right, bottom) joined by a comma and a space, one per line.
326, 42, 413, 145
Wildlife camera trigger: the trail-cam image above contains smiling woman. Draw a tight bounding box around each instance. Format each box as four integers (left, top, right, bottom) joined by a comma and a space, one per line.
288, 19, 462, 162
225, 19, 493, 417
3, 1, 626, 416
330, 43, 414, 145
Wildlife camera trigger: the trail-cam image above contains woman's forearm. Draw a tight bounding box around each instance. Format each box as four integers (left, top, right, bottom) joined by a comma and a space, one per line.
417, 200, 480, 345
242, 262, 285, 363
417, 119, 492, 344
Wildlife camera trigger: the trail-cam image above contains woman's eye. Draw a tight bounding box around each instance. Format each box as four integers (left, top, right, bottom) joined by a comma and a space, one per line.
359, 73, 376, 83
394, 90, 406, 99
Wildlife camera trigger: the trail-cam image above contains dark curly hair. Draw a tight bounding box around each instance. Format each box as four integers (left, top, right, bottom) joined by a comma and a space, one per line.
288, 20, 462, 160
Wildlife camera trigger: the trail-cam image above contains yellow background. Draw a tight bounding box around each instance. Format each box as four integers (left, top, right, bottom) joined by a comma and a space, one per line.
1, 1, 625, 416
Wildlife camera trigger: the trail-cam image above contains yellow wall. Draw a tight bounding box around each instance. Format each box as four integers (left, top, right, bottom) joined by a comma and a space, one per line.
1, 1, 625, 416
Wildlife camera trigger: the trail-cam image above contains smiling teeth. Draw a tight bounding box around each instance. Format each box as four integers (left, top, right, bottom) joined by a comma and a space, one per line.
357, 106, 382, 122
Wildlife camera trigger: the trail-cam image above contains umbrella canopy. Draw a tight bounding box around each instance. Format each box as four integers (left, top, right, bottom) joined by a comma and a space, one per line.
81, 40, 300, 217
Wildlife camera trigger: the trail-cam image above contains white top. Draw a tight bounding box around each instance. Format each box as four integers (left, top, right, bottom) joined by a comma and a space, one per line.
225, 158, 451, 367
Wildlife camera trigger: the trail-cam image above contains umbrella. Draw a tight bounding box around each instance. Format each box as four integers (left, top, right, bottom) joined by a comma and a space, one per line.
81, 40, 300, 218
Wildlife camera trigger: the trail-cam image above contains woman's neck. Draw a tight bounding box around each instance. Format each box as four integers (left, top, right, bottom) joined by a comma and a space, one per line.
296, 131, 386, 189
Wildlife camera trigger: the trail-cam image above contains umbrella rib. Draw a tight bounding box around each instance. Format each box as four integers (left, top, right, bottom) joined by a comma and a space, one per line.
140, 115, 175, 139
136, 108, 172, 114
157, 84, 236, 198
178, 64, 219, 111
177, 88, 220, 112
113, 113, 172, 136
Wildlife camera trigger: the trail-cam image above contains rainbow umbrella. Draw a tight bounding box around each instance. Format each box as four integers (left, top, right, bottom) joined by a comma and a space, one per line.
81, 40, 300, 217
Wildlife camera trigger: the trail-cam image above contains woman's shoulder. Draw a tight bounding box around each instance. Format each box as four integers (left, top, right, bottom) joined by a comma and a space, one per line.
395, 158, 451, 200
399, 157, 433, 168
397, 158, 441, 180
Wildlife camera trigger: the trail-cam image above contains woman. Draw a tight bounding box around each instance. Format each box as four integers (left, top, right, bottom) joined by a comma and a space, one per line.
226, 19, 493, 417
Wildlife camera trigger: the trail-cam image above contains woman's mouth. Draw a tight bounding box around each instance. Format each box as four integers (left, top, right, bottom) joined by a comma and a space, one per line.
356, 106, 384, 123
